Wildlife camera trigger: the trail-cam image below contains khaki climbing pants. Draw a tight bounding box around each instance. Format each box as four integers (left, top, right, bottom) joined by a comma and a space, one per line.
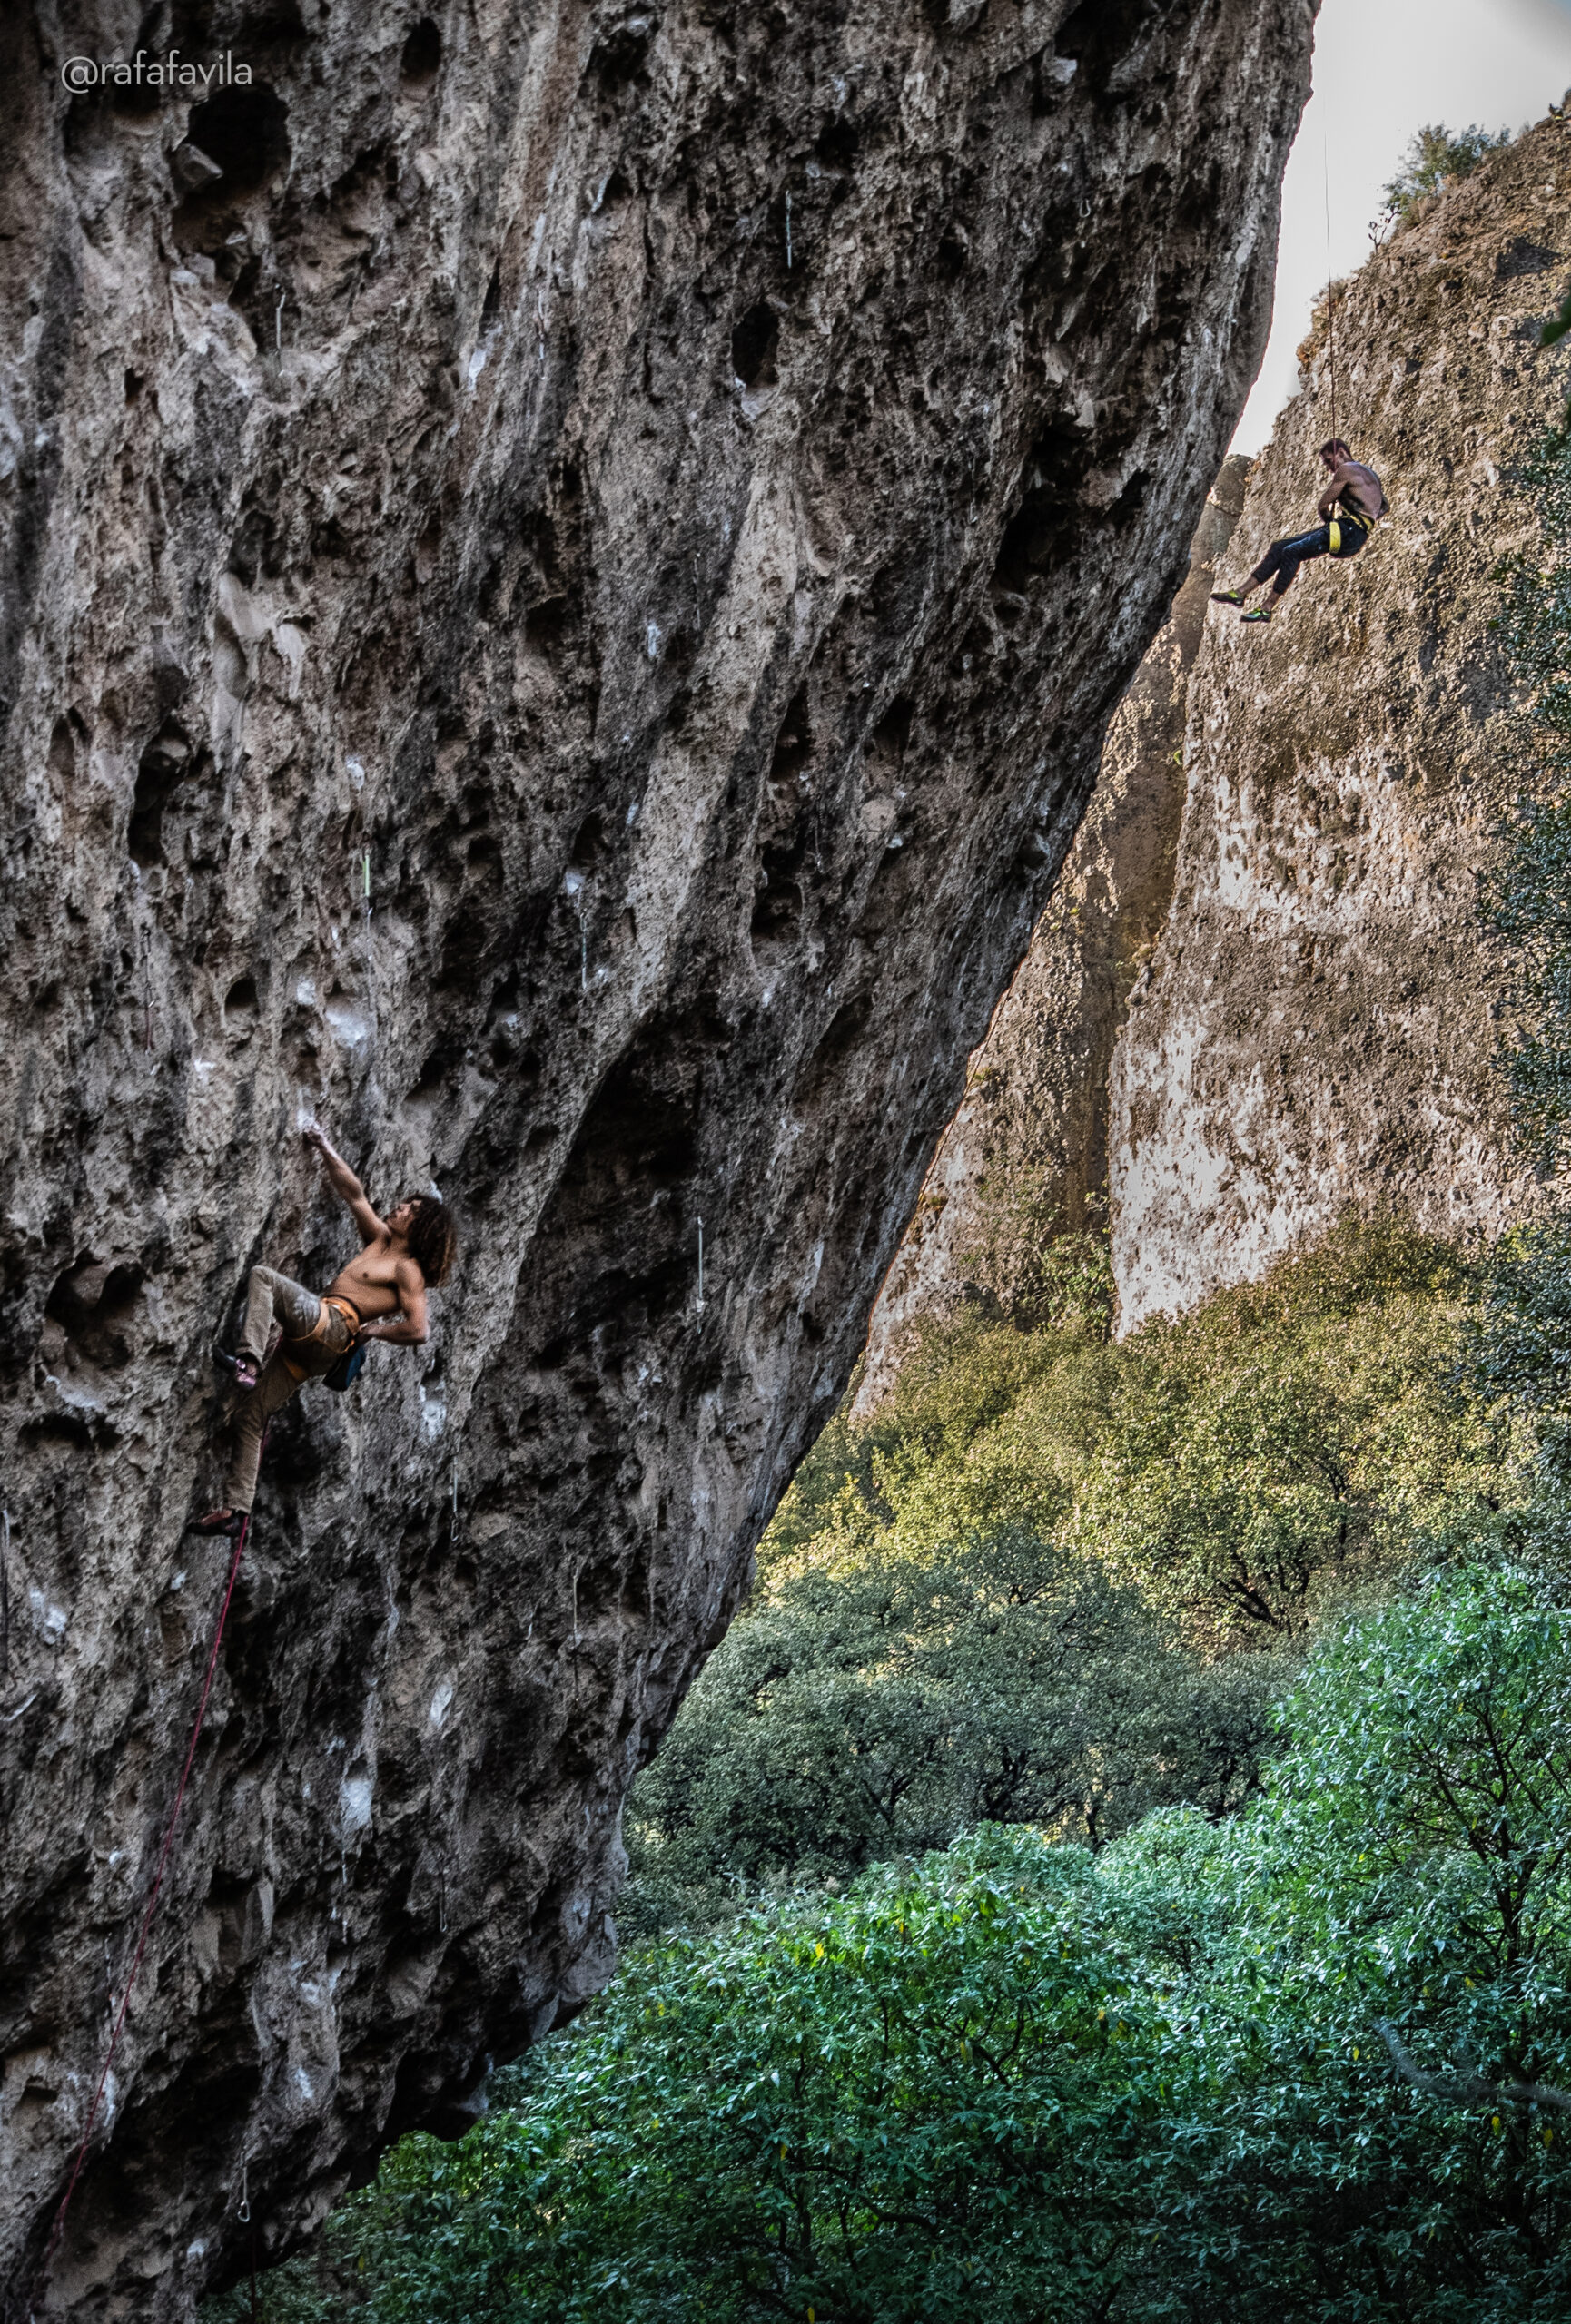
226, 1266, 353, 1512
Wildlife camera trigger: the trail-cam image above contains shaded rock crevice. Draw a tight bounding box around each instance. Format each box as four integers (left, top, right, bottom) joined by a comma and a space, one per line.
860, 451, 1250, 1382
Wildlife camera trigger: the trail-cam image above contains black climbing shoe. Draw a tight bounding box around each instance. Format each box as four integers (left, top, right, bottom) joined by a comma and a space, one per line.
185, 1508, 246, 1538
214, 1347, 261, 1392
1240, 606, 1272, 625
1210, 588, 1246, 606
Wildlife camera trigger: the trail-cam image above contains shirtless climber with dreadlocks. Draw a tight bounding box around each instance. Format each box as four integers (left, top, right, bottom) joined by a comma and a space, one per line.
186, 1128, 458, 1537
1210, 439, 1388, 624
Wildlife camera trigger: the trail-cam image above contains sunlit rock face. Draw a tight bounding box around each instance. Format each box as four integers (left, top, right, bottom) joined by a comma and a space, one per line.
0, 0, 1310, 2310
1111, 117, 1568, 1329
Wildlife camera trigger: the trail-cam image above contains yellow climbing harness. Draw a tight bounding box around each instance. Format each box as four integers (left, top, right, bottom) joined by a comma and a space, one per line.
1328, 505, 1376, 554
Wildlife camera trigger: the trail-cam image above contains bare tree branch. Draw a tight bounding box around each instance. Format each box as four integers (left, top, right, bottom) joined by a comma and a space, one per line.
1375, 2019, 1571, 2114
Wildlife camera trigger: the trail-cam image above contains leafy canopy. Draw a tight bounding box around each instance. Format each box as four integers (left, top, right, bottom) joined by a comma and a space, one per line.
625, 1215, 1517, 1931
214, 1569, 1571, 2324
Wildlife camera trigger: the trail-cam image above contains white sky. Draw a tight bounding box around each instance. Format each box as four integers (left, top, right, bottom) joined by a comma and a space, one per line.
1232, 0, 1571, 452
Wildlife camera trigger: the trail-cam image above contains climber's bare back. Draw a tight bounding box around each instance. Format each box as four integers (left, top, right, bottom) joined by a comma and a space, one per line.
1320, 455, 1385, 524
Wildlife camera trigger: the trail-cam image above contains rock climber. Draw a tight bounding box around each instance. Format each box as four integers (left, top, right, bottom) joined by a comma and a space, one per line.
1210, 439, 1387, 624
186, 1127, 458, 1537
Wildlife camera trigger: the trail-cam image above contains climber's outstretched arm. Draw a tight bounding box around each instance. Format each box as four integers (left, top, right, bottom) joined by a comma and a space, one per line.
304, 1126, 388, 1244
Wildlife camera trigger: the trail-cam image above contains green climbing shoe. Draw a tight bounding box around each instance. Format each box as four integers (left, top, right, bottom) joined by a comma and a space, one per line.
1210, 588, 1245, 606
1240, 606, 1272, 625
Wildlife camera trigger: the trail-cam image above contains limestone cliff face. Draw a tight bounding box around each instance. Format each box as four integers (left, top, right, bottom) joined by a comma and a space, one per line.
0, 0, 1311, 2311
859, 453, 1249, 1392
1111, 113, 1569, 1327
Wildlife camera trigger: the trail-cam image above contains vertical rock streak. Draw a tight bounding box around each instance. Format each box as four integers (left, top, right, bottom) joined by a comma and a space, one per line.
0, 0, 1309, 2309
860, 452, 1250, 1382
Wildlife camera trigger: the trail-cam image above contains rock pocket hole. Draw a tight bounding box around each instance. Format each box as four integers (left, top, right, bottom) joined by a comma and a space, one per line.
46, 1253, 144, 1370
406, 1049, 450, 1110
570, 812, 606, 869
129, 722, 192, 868
173, 84, 291, 251
223, 974, 261, 1032
993, 417, 1082, 595
751, 835, 806, 952
866, 694, 914, 772
770, 691, 813, 783
730, 301, 779, 392
400, 16, 442, 87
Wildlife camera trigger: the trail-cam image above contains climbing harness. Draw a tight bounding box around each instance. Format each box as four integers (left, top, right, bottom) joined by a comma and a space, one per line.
282, 1294, 364, 1390
286, 1293, 363, 1347
324, 1343, 366, 1394
39, 1433, 271, 2291
1327, 507, 1373, 555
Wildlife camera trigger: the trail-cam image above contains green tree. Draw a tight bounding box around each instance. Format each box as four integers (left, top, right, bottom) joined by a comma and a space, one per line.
1382, 123, 1512, 225
1117, 1565, 1571, 2318
623, 1218, 1514, 1931
1080, 1217, 1510, 1645
212, 1570, 1571, 2324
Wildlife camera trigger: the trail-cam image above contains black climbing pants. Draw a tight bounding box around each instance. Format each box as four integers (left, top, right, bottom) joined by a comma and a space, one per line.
1250, 518, 1368, 597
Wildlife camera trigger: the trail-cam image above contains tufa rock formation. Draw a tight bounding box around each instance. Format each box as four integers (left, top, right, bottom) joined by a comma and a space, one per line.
0, 0, 1312, 2311
859, 450, 1249, 1394
1112, 111, 1569, 1325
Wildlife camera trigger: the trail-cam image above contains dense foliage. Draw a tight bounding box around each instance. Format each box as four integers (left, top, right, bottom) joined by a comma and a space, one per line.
216, 1568, 1571, 2323
624, 1216, 1515, 1929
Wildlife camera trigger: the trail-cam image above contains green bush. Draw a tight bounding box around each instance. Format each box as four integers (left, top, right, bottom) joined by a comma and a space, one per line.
1382, 123, 1512, 225
622, 1216, 1515, 1932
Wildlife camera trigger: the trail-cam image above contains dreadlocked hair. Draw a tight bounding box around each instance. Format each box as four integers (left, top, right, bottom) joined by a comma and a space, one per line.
404, 1196, 458, 1288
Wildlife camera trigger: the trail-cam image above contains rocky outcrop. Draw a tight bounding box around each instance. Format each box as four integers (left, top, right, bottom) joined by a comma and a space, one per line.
859, 453, 1249, 1393
0, 0, 1311, 2311
1112, 113, 1569, 1326
862, 110, 1571, 1368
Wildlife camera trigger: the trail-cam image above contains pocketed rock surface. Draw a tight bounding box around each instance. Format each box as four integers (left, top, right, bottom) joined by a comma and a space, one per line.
0, 1, 1309, 2309
1112, 115, 1571, 1326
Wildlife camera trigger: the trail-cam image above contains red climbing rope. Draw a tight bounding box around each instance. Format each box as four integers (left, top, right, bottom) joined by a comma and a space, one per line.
40, 1468, 264, 2287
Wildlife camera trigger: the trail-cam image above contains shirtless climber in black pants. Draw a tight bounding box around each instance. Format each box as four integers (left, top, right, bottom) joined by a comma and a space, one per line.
1212, 439, 1387, 624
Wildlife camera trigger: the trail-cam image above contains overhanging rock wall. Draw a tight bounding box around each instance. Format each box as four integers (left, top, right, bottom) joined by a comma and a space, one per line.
0, 0, 1311, 2310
